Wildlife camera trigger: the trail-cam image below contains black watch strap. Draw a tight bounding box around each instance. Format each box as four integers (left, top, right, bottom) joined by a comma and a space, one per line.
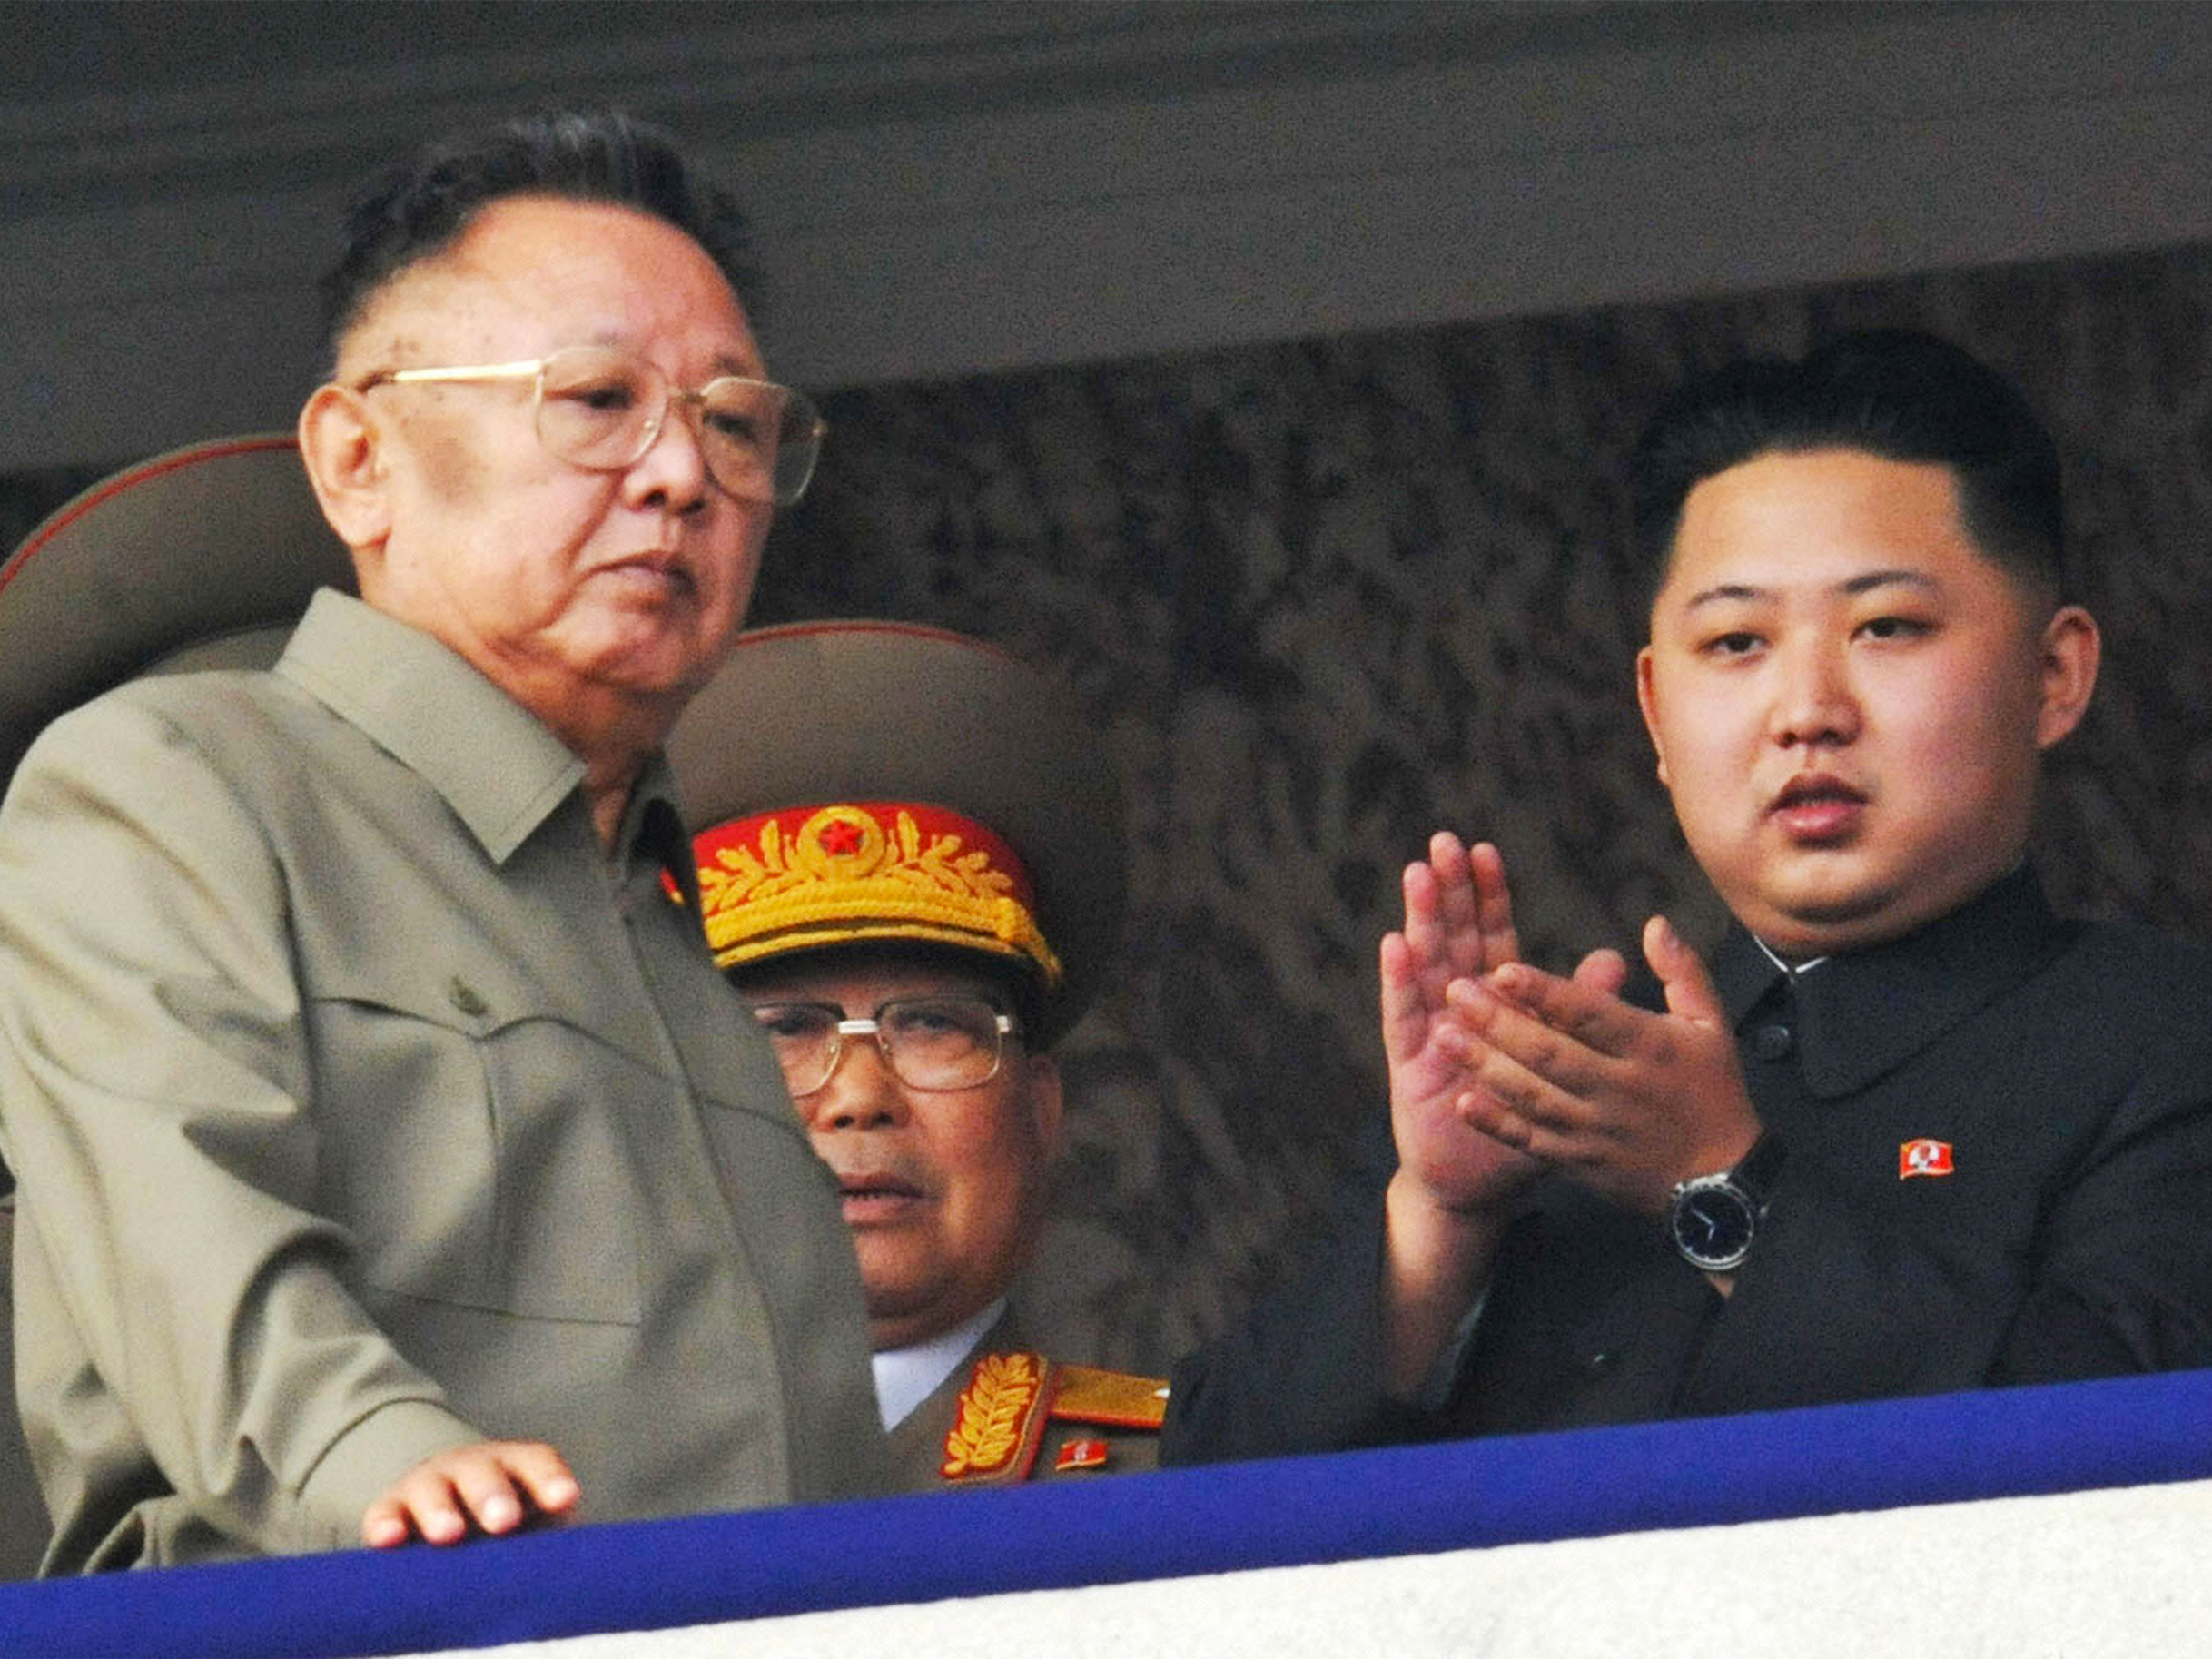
1729, 1131, 1785, 1212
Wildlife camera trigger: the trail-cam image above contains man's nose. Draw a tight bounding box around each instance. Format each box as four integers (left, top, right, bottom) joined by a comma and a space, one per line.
621, 399, 711, 514
806, 1038, 910, 1131
1767, 639, 1861, 749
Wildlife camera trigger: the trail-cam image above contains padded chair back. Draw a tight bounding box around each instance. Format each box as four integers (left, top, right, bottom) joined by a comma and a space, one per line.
0, 1197, 50, 1578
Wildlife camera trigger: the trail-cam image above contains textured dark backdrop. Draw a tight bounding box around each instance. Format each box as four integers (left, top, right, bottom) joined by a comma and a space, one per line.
8, 242, 2212, 1369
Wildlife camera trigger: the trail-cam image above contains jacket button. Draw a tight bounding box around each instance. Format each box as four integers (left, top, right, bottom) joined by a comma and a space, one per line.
1750, 1022, 1793, 1061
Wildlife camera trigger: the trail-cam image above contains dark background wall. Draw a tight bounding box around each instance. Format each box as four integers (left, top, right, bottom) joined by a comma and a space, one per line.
6, 4, 2212, 1370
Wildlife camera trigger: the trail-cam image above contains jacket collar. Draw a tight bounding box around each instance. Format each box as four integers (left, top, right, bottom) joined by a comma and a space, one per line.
275, 589, 588, 865
1710, 864, 2070, 1098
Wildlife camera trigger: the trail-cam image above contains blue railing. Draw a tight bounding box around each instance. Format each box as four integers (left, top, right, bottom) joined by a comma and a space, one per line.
5, 1366, 2211, 1659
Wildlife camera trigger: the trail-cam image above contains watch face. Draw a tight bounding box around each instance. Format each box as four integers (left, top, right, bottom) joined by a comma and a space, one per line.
1670, 1178, 1756, 1272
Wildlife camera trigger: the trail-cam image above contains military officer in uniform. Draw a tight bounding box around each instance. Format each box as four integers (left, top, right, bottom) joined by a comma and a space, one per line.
670, 620, 1168, 1487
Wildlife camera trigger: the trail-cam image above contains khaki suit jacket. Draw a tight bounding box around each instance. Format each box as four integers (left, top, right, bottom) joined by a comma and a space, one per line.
0, 591, 887, 1570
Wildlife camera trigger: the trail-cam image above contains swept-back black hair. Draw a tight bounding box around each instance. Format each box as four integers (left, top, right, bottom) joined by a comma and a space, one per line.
1627, 329, 2068, 611
318, 108, 757, 368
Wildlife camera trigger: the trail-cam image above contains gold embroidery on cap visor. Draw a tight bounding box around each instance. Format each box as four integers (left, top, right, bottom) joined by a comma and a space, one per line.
694, 803, 1063, 990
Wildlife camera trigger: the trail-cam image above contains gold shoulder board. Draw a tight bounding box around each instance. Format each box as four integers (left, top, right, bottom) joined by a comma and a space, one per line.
1047, 1363, 1170, 1430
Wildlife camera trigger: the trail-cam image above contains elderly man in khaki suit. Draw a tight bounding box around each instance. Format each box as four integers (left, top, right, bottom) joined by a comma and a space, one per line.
0, 111, 885, 1573
672, 622, 1166, 1489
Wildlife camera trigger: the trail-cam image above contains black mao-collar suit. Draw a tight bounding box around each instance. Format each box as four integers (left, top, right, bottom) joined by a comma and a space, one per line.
1162, 869, 2212, 1462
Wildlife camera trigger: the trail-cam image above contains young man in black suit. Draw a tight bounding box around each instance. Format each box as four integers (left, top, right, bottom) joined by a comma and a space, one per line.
1162, 331, 2212, 1458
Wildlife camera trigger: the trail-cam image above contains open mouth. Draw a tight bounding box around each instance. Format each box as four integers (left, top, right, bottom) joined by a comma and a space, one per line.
835, 1171, 931, 1220
1769, 775, 1868, 841
838, 1172, 925, 1201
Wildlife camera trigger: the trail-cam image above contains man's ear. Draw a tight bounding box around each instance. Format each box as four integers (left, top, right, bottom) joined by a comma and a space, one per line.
297, 383, 392, 561
2034, 604, 2101, 751
1635, 645, 1673, 788
1024, 1052, 1064, 1163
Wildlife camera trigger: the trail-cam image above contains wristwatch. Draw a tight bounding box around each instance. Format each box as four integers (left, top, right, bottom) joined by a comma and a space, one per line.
1667, 1133, 1783, 1273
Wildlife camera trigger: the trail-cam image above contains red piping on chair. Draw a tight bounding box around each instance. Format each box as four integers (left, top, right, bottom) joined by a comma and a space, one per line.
0, 435, 301, 606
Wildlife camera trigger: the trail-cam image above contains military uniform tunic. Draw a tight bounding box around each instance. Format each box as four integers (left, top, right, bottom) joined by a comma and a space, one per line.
887, 1308, 1164, 1491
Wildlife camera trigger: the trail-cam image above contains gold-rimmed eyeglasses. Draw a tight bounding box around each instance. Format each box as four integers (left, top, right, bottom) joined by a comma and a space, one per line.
351, 345, 825, 505
747, 995, 1019, 1097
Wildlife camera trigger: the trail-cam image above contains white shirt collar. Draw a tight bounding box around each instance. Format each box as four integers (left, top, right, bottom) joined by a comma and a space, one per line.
870, 1299, 1007, 1430
1754, 934, 1829, 978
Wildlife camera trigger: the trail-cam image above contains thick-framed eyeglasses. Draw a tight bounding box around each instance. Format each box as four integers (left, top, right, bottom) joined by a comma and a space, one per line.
351, 345, 825, 505
747, 995, 1019, 1096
